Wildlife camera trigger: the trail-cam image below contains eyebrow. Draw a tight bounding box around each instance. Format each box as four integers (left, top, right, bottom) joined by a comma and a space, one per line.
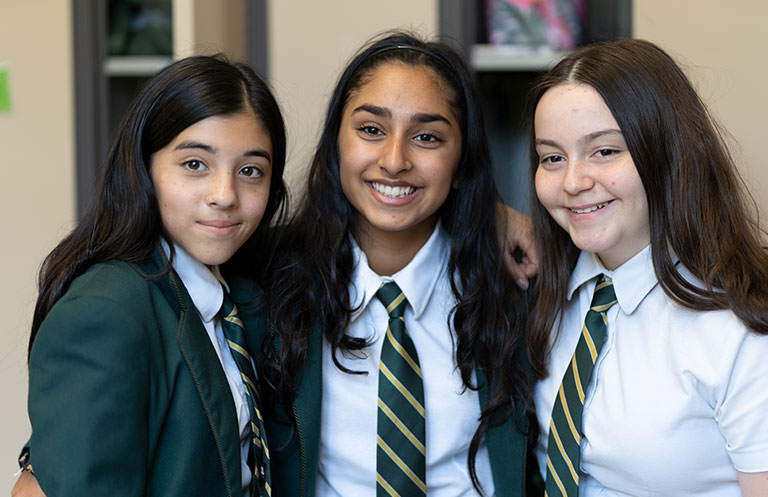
352, 104, 452, 126
581, 129, 623, 143
174, 140, 271, 161
535, 129, 623, 147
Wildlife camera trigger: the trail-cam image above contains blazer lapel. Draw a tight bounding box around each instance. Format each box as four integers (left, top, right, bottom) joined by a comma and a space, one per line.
151, 250, 242, 496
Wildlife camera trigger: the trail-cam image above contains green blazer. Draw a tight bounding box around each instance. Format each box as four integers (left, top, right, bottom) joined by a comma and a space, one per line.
27, 249, 263, 497
260, 320, 542, 497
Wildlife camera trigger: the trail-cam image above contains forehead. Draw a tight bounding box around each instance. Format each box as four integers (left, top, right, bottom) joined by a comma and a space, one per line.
535, 82, 620, 137
346, 62, 458, 116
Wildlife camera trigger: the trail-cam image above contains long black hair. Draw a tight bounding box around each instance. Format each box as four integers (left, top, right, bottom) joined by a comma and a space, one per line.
264, 30, 531, 491
526, 38, 768, 379
30, 54, 287, 353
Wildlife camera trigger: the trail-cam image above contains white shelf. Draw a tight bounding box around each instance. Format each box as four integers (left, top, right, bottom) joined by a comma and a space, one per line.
471, 44, 566, 72
104, 56, 173, 77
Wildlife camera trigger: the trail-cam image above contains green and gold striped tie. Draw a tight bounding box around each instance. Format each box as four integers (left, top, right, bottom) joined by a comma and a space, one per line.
375, 281, 427, 497
545, 274, 617, 497
220, 290, 272, 497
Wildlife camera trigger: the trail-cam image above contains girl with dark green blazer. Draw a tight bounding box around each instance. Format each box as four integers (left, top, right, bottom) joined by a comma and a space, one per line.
260, 32, 542, 497
18, 55, 287, 497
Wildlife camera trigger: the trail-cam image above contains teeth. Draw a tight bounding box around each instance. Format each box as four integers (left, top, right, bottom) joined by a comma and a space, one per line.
371, 182, 415, 198
570, 201, 610, 214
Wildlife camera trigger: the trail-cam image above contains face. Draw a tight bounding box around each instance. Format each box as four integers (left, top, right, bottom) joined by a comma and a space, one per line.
150, 109, 273, 266
337, 62, 462, 248
534, 83, 650, 270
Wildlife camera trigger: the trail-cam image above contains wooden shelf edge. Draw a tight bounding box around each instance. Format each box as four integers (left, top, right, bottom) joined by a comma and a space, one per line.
104, 56, 173, 77
471, 44, 566, 72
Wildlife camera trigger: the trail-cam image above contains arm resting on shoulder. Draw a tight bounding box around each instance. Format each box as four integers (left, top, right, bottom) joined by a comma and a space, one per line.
498, 203, 539, 290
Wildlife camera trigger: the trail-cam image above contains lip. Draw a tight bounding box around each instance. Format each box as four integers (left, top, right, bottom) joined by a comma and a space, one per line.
366, 180, 420, 204
197, 220, 240, 235
567, 200, 614, 217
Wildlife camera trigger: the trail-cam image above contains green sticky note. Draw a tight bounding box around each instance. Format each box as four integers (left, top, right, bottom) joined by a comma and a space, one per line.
0, 65, 11, 113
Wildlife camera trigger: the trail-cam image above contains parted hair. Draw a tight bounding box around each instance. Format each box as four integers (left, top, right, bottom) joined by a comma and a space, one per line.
29, 54, 287, 353
263, 30, 532, 491
526, 38, 768, 379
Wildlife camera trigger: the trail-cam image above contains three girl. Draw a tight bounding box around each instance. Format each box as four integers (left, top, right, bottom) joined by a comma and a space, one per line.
27, 28, 764, 497
528, 39, 768, 496
21, 55, 286, 496
260, 31, 537, 496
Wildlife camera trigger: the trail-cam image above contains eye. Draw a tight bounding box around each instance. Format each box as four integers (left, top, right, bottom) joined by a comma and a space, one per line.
595, 148, 619, 158
182, 159, 206, 171
414, 133, 439, 143
240, 165, 264, 178
358, 125, 383, 136
540, 154, 565, 165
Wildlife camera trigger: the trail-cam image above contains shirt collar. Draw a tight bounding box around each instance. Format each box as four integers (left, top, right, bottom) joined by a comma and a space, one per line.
349, 223, 450, 320
567, 245, 658, 315
161, 240, 227, 323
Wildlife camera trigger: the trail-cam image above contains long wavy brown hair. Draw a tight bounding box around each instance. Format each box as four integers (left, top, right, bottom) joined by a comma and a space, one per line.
526, 38, 768, 379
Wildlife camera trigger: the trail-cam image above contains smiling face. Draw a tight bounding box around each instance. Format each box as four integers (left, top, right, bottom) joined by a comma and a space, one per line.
150, 109, 273, 267
534, 82, 650, 270
337, 62, 462, 251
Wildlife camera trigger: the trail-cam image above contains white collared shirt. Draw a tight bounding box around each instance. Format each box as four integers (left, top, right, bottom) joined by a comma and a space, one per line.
316, 224, 495, 496
163, 242, 252, 497
534, 246, 768, 496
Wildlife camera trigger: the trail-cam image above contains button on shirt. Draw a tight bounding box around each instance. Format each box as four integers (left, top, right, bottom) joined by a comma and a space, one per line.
534, 246, 768, 496
163, 242, 253, 497
316, 224, 495, 496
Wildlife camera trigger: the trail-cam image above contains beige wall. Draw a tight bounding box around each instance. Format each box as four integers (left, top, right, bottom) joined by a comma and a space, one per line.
268, 0, 439, 199
634, 1, 768, 221
173, 0, 247, 60
0, 0, 75, 491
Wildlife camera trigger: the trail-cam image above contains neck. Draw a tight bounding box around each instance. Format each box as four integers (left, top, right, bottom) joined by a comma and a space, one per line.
355, 220, 437, 276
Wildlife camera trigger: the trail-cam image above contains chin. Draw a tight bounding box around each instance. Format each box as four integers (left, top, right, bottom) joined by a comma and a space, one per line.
194, 251, 236, 267
570, 234, 614, 258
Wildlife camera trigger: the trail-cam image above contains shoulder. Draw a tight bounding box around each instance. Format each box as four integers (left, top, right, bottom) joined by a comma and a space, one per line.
60, 261, 165, 312
35, 261, 174, 346
71, 260, 155, 292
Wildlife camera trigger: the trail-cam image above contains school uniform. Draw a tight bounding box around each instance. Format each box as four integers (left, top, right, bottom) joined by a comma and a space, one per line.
534, 247, 768, 496
27, 244, 265, 497
262, 225, 537, 497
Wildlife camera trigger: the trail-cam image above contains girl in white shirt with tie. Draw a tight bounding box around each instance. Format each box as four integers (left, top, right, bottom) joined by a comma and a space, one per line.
261, 31, 539, 497
527, 38, 768, 496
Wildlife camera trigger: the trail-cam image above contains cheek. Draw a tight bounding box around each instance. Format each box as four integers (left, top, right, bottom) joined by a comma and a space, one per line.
244, 188, 271, 222
534, 169, 557, 208
430, 149, 461, 189
337, 159, 361, 206
152, 180, 176, 221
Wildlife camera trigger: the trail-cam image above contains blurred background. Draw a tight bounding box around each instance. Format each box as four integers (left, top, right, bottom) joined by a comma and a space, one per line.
2, 0, 766, 490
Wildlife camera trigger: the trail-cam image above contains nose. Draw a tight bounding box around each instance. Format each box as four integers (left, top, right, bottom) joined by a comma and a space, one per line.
379, 137, 412, 176
205, 171, 238, 209
562, 159, 593, 195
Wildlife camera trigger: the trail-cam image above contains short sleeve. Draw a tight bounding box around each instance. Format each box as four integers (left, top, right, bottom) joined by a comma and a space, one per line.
716, 328, 768, 472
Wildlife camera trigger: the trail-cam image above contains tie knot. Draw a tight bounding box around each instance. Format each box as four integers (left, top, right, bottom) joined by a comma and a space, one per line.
375, 281, 407, 319
219, 287, 243, 328
591, 274, 618, 312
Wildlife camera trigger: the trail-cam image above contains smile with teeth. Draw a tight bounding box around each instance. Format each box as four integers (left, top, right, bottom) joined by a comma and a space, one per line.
370, 182, 416, 198
570, 201, 611, 214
